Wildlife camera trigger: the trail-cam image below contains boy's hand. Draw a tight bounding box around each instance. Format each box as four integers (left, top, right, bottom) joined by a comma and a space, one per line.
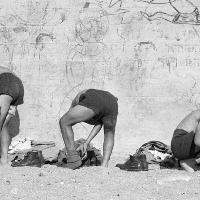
8, 105, 16, 116
76, 143, 88, 160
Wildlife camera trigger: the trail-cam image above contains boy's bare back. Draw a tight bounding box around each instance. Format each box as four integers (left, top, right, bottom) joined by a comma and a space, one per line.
176, 110, 200, 133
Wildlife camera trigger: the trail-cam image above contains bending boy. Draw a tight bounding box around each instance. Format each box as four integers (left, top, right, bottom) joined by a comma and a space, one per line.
0, 66, 24, 166
59, 89, 118, 169
171, 110, 200, 172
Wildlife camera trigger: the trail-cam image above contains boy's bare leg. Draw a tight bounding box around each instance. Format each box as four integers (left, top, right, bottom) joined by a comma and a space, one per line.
0, 114, 12, 165
59, 105, 95, 154
180, 157, 200, 173
0, 127, 11, 165
0, 95, 13, 166
180, 159, 196, 173
102, 130, 114, 167
59, 105, 96, 169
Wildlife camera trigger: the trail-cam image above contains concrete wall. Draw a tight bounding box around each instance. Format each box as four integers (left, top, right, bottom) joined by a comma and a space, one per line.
2, 0, 200, 155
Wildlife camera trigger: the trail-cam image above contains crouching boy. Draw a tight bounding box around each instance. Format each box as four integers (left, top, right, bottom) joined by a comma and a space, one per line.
0, 66, 24, 166
59, 89, 118, 169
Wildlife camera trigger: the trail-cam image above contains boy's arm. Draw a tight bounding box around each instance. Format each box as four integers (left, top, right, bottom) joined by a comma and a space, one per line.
85, 123, 102, 145
76, 123, 102, 158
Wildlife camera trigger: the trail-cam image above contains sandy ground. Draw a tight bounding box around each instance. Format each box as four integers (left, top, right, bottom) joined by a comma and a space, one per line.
0, 156, 199, 200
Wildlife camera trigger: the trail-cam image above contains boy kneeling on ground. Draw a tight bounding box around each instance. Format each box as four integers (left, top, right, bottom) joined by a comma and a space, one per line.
171, 110, 200, 172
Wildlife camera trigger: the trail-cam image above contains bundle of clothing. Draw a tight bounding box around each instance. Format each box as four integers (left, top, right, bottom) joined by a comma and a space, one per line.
116, 141, 179, 171
10, 138, 102, 169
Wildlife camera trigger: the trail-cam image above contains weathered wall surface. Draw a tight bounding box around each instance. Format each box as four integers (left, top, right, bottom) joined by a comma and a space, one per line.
2, 0, 200, 154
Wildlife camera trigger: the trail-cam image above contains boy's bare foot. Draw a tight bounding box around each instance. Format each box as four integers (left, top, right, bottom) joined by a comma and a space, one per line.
101, 162, 108, 167
180, 159, 198, 173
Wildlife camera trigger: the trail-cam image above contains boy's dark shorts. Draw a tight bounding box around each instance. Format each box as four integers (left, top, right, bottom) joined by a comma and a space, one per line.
171, 129, 200, 160
78, 89, 118, 125
0, 73, 24, 106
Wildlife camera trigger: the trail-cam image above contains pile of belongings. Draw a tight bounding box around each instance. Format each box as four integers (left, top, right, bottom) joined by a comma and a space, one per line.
57, 138, 102, 167
9, 137, 56, 167
9, 137, 32, 154
116, 141, 178, 171
9, 138, 102, 169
